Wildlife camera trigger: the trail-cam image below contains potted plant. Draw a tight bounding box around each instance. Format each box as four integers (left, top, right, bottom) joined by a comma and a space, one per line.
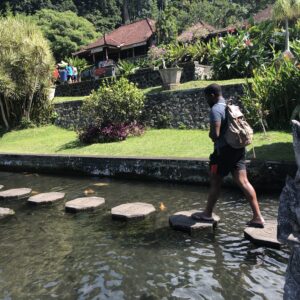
148, 44, 184, 90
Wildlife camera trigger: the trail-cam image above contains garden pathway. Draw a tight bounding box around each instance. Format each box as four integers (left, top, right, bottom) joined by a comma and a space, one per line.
0, 184, 280, 248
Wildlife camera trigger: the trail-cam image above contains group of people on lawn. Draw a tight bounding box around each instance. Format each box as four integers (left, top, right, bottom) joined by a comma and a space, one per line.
53, 63, 78, 84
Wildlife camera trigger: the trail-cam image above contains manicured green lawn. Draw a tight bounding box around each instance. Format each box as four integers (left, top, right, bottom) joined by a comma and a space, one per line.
143, 78, 251, 94
52, 96, 88, 103
0, 125, 294, 161
53, 78, 251, 103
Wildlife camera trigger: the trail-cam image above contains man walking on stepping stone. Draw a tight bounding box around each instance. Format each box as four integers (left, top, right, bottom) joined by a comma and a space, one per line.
192, 84, 265, 228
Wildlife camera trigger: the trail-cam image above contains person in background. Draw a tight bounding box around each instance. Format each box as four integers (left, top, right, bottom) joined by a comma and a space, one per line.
66, 63, 73, 83
58, 67, 67, 84
72, 66, 78, 82
52, 65, 60, 84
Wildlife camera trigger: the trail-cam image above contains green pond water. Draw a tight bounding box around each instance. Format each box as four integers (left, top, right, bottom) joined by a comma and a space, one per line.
0, 171, 289, 300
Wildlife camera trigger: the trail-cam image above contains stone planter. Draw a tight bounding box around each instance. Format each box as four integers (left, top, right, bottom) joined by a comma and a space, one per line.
159, 67, 182, 90
48, 86, 56, 101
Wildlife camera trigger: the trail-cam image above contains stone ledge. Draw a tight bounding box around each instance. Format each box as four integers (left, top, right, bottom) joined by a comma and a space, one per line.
0, 153, 296, 191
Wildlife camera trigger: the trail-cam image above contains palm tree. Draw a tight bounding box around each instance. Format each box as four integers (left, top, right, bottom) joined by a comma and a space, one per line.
0, 16, 54, 129
273, 0, 300, 53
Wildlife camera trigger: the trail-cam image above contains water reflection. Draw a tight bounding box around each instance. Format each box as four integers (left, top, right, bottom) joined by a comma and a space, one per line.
0, 172, 288, 299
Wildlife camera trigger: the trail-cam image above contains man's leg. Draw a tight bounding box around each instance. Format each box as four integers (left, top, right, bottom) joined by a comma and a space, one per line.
203, 173, 223, 217
233, 169, 264, 225
192, 172, 223, 221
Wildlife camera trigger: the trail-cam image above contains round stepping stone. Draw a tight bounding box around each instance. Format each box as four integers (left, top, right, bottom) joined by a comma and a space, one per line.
0, 185, 3, 190
111, 202, 156, 220
65, 197, 105, 213
93, 183, 109, 187
244, 219, 281, 249
169, 210, 220, 233
0, 207, 15, 219
28, 192, 65, 205
0, 188, 32, 200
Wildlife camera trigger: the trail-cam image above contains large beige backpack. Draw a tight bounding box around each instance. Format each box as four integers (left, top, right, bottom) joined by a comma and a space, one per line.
224, 104, 253, 149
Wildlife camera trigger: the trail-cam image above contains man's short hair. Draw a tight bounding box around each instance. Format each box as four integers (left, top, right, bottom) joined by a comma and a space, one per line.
204, 84, 222, 96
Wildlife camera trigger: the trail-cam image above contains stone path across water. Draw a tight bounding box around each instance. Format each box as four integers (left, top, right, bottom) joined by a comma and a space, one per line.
0, 183, 281, 251
0, 207, 15, 219
0, 188, 32, 200
169, 210, 220, 233
111, 202, 156, 220
28, 192, 65, 205
244, 219, 281, 249
65, 197, 105, 212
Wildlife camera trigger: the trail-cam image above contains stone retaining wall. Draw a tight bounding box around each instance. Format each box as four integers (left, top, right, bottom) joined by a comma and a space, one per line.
0, 153, 295, 191
54, 84, 244, 129
55, 62, 204, 97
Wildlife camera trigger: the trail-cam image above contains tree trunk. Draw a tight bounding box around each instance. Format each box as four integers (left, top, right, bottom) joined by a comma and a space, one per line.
24, 77, 38, 121
285, 18, 290, 51
122, 0, 130, 24
0, 97, 9, 130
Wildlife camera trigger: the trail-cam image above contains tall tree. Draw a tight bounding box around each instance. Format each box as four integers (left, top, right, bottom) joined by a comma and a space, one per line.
0, 16, 54, 128
273, 0, 300, 52
121, 0, 130, 24
74, 0, 121, 31
32, 9, 98, 61
156, 5, 178, 44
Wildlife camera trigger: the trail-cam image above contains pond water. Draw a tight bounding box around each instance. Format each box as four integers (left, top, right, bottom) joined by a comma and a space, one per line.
0, 171, 289, 300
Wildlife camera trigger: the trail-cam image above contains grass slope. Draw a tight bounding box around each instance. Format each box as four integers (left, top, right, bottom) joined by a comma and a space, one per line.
52, 78, 250, 103
0, 126, 293, 161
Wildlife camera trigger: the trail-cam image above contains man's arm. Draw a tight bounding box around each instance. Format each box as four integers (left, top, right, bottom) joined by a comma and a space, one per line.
209, 121, 221, 142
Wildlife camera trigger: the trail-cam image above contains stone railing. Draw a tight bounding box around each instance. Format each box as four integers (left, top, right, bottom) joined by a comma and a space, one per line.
54, 84, 244, 130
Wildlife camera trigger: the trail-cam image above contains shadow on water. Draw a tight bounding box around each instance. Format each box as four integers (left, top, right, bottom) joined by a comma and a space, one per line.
247, 142, 294, 161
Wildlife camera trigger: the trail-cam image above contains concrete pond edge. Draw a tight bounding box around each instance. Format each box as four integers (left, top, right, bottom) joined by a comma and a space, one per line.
0, 153, 296, 191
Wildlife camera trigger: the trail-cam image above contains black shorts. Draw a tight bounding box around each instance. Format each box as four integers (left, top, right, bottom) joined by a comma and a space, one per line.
209, 145, 246, 177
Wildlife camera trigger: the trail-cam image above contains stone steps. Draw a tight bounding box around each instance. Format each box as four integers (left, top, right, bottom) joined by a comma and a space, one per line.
169, 210, 220, 233
28, 192, 65, 205
244, 220, 281, 249
65, 197, 105, 213
0, 184, 280, 249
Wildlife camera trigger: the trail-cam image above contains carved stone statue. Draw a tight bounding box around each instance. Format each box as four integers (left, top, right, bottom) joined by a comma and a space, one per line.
278, 120, 300, 299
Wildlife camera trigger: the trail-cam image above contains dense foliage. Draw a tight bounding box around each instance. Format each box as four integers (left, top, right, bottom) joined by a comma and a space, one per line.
242, 42, 300, 131
0, 16, 54, 130
208, 28, 273, 80
0, 0, 274, 35
79, 78, 145, 143
32, 9, 98, 61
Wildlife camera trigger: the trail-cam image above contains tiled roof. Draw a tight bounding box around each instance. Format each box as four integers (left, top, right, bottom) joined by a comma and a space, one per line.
75, 18, 155, 55
176, 5, 273, 43
177, 21, 216, 42
253, 5, 273, 23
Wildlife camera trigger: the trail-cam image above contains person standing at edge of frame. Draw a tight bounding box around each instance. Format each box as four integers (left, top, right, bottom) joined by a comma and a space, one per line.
192, 84, 265, 228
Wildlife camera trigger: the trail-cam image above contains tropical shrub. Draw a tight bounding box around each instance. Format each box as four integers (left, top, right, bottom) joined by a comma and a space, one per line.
208, 30, 272, 80
0, 16, 54, 130
79, 77, 145, 143
147, 43, 206, 69
148, 45, 168, 69
185, 40, 210, 63
242, 52, 300, 131
117, 60, 139, 76
78, 122, 145, 144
